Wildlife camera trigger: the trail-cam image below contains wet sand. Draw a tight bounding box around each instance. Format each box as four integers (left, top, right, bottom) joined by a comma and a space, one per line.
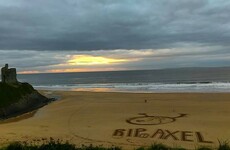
0, 91, 230, 149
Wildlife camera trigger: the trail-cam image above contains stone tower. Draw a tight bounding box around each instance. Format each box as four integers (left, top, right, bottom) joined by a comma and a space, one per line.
1, 64, 18, 84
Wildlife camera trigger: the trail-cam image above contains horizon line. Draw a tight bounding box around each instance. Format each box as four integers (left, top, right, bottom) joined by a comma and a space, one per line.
18, 66, 230, 75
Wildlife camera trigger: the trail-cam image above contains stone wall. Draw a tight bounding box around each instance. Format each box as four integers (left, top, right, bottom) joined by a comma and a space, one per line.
1, 64, 18, 83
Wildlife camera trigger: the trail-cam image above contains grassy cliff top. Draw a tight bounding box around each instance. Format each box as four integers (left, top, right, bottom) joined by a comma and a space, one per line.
0, 82, 35, 108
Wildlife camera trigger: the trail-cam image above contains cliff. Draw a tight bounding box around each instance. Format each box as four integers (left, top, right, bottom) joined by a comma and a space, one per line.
0, 82, 49, 119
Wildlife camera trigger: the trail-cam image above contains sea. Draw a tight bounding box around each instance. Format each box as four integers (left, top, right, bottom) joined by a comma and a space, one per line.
18, 67, 230, 93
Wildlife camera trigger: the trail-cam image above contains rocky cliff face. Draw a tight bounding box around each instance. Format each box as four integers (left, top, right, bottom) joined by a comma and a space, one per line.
0, 82, 50, 119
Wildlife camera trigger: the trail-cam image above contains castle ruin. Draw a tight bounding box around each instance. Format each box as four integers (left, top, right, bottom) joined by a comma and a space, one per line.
1, 64, 18, 84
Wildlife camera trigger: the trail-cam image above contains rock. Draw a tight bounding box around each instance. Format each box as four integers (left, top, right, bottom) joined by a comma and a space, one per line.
0, 64, 51, 119
0, 91, 49, 119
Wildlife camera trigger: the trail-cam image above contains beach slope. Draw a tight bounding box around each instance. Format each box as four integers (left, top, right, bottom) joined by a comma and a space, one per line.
0, 91, 229, 149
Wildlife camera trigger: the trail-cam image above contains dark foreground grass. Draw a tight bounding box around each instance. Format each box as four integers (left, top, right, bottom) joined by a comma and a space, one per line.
0, 140, 230, 150
218, 141, 230, 150
0, 140, 121, 150
136, 143, 186, 150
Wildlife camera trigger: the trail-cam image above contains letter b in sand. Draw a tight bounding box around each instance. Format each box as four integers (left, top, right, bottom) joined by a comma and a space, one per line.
113, 129, 126, 138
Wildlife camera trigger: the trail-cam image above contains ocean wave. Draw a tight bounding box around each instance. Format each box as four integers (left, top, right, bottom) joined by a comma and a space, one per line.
34, 82, 230, 93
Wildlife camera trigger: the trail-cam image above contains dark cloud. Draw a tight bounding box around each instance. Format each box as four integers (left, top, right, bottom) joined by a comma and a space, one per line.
1, 0, 230, 72
0, 0, 230, 50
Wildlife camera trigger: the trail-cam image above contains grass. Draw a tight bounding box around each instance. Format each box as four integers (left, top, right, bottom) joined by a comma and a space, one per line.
218, 141, 230, 150
136, 143, 187, 150
0, 82, 35, 108
136, 142, 230, 150
0, 141, 230, 150
1, 141, 76, 150
0, 138, 122, 150
0, 140, 121, 150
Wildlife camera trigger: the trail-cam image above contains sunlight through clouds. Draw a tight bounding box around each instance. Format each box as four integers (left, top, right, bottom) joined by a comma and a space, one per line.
67, 55, 129, 65
2, 46, 230, 74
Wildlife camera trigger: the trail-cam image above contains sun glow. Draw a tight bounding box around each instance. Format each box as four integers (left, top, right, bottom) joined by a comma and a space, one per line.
68, 55, 128, 65
18, 70, 40, 74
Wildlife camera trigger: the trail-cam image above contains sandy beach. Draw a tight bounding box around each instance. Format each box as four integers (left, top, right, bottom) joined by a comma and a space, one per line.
0, 91, 230, 149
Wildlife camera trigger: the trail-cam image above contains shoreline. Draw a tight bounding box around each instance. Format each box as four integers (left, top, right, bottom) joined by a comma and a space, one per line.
33, 81, 230, 93
0, 91, 230, 149
39, 89, 230, 94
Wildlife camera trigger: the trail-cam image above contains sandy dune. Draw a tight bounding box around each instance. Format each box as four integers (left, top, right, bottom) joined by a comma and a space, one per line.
0, 91, 230, 149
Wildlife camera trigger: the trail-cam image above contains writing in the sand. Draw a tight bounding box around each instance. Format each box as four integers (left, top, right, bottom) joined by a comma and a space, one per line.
112, 128, 213, 143
126, 113, 187, 125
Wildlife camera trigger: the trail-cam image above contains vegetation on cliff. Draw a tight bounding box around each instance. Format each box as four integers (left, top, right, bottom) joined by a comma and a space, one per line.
1, 141, 230, 150
0, 81, 50, 120
0, 82, 35, 108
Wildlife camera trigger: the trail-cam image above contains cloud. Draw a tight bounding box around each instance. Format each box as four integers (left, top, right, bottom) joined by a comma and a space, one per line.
1, 44, 230, 74
0, 0, 230, 50
1, 0, 230, 71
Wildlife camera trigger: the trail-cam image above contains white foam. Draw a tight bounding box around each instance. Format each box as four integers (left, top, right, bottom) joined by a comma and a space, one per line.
34, 82, 230, 93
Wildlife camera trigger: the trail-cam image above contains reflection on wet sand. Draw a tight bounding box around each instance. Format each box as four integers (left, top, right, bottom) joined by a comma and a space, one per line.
71, 88, 112, 92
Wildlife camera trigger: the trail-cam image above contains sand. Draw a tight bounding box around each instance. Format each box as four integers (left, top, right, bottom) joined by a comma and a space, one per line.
0, 91, 230, 149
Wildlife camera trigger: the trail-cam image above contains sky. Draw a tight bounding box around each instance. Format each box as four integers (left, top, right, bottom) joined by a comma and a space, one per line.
0, 0, 230, 74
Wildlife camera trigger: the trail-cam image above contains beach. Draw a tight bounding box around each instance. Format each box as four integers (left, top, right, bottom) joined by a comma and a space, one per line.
0, 91, 230, 149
